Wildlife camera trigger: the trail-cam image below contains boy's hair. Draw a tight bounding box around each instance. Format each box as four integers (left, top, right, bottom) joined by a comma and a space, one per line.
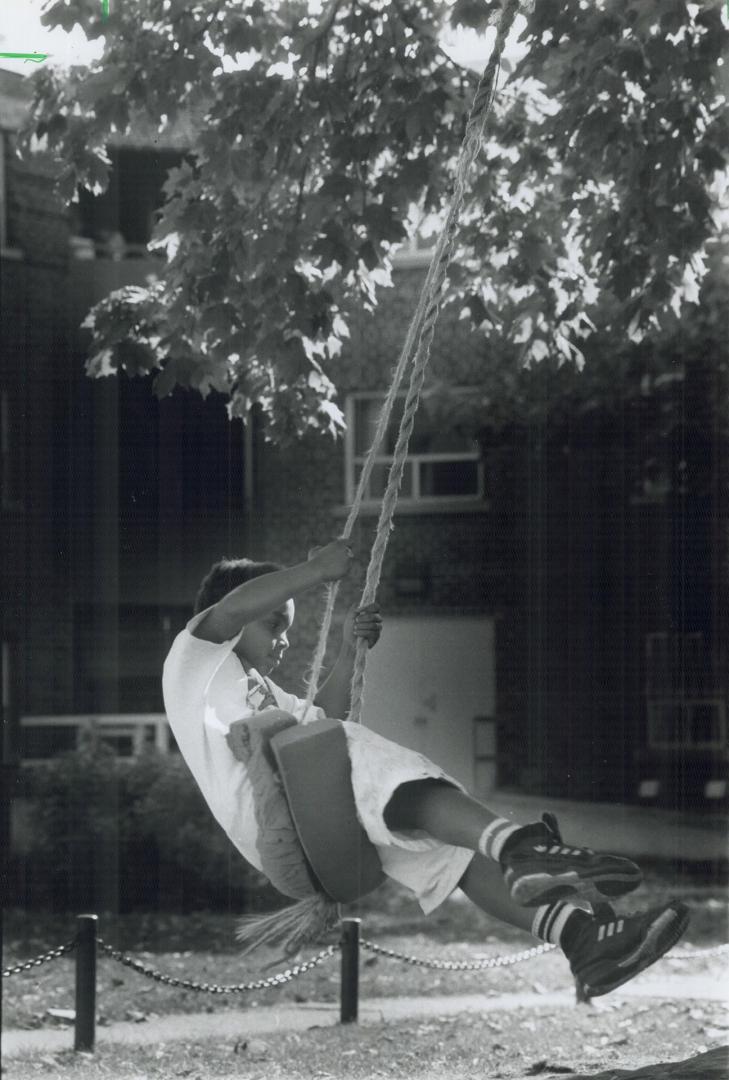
194, 557, 284, 615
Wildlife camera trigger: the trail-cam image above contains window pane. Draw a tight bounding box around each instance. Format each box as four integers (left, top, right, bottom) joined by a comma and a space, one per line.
410, 415, 475, 455
354, 395, 477, 457
355, 462, 412, 499
354, 397, 404, 456
419, 460, 479, 497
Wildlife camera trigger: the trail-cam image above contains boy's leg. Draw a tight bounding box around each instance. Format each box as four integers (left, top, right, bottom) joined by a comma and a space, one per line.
458, 854, 690, 998
457, 851, 540, 933
384, 779, 642, 906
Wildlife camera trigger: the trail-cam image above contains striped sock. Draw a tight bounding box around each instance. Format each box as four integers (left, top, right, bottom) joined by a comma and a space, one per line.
477, 818, 522, 862
532, 901, 589, 946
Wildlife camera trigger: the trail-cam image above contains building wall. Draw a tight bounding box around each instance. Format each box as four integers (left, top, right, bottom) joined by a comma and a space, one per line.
2, 100, 74, 739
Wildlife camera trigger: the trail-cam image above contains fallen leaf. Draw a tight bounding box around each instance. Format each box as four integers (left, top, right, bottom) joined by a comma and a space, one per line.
46, 1008, 75, 1022
246, 1037, 269, 1057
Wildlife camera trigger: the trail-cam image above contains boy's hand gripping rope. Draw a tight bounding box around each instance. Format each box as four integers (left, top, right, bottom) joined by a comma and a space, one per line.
304, 0, 522, 720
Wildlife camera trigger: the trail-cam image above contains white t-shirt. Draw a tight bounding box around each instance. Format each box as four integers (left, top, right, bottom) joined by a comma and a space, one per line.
161, 609, 326, 874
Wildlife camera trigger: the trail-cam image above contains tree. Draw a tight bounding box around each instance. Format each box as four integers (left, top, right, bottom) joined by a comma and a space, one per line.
25, 0, 728, 442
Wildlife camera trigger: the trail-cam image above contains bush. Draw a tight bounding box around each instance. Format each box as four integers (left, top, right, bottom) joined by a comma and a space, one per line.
12, 743, 274, 913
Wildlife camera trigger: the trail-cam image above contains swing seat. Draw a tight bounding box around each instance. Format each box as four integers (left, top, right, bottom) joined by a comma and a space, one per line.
271, 718, 386, 903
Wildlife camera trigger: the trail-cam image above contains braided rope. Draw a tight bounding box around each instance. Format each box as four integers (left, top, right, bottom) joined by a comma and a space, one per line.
304, 0, 521, 714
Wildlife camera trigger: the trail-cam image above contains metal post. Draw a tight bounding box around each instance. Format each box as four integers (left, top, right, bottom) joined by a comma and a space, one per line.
340, 917, 360, 1023
74, 914, 97, 1052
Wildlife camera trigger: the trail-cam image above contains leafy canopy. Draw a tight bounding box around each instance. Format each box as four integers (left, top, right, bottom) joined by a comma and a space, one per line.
27, 0, 728, 441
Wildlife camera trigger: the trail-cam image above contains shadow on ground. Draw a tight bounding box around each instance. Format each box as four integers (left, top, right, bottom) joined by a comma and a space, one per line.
569, 1045, 728, 1080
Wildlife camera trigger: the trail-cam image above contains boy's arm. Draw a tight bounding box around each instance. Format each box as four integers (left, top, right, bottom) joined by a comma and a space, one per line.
314, 604, 382, 718
193, 539, 354, 643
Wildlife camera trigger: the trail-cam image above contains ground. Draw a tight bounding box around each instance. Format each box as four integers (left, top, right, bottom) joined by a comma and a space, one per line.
3, 866, 728, 1079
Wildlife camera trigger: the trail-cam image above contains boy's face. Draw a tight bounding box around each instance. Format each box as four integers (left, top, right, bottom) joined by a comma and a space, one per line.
233, 600, 294, 676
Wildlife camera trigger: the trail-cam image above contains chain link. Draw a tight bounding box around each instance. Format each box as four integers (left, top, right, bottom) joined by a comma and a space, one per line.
360, 938, 557, 971
2, 940, 77, 979
96, 938, 337, 993
668, 943, 729, 960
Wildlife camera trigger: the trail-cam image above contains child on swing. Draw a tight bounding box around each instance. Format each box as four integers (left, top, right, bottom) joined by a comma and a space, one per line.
162, 538, 688, 998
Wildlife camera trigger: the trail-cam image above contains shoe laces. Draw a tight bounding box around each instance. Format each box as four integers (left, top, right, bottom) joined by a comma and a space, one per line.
539, 813, 595, 855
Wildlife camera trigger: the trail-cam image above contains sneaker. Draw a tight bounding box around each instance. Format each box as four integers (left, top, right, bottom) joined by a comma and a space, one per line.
565, 900, 690, 998
501, 814, 643, 906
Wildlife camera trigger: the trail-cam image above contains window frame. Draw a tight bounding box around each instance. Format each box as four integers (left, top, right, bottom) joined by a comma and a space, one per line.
344, 390, 485, 510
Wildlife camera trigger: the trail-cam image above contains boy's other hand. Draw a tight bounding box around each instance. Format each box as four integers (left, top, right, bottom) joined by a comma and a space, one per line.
308, 538, 355, 582
343, 602, 382, 651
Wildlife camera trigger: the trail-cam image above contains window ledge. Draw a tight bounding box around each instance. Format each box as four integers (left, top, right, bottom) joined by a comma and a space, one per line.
332, 498, 490, 518
1, 246, 24, 262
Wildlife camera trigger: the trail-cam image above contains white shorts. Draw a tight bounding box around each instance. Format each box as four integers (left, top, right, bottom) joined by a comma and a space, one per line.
342, 721, 475, 914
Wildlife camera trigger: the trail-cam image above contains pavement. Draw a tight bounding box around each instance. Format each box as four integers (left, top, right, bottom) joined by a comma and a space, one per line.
485, 790, 728, 863
3, 971, 727, 1058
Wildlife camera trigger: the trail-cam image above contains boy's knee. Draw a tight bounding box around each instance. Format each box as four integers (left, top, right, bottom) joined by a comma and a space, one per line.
384, 778, 452, 831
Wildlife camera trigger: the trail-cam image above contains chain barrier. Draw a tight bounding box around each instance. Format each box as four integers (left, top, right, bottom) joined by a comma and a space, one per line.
360, 938, 556, 970
359, 939, 729, 969
96, 938, 337, 993
3, 933, 727, 986
668, 943, 729, 960
2, 940, 77, 979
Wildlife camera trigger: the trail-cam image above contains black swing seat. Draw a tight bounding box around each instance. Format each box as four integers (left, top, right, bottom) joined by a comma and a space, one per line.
270, 718, 386, 903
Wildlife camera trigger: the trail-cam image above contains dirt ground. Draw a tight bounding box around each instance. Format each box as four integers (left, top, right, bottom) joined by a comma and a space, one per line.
4, 870, 728, 1079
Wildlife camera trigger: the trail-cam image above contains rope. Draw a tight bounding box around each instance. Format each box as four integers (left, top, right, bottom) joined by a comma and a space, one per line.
304, 0, 521, 715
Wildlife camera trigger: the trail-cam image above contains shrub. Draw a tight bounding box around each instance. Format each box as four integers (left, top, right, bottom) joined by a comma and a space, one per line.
13, 743, 273, 913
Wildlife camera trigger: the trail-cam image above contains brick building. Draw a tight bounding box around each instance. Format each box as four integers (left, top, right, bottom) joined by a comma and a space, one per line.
3, 68, 727, 827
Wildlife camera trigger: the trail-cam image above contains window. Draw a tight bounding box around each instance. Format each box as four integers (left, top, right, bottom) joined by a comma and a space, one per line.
647, 699, 726, 750
73, 146, 185, 258
345, 392, 484, 508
